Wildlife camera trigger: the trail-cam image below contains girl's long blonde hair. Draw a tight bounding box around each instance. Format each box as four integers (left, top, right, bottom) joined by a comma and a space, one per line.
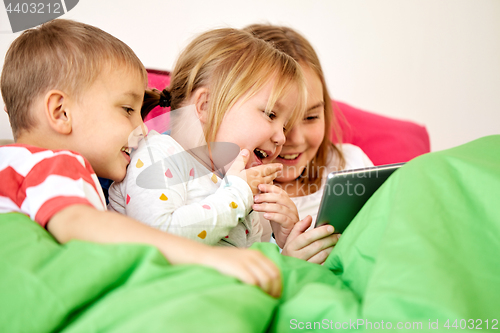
143, 28, 307, 144
243, 24, 346, 194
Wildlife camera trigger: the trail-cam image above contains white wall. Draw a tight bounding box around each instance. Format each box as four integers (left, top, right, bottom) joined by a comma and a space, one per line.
1, 0, 499, 151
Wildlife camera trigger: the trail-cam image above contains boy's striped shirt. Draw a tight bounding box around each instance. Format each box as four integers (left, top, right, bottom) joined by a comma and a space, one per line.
0, 144, 106, 227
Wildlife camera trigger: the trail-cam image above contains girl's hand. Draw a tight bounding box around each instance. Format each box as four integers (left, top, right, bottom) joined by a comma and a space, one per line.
227, 149, 282, 195
202, 247, 282, 298
253, 183, 299, 248
281, 216, 340, 264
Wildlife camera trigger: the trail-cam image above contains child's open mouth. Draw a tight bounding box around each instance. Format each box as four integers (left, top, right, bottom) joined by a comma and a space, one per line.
253, 148, 268, 160
249, 148, 271, 167
121, 147, 132, 163
121, 147, 131, 156
276, 152, 302, 166
278, 153, 300, 160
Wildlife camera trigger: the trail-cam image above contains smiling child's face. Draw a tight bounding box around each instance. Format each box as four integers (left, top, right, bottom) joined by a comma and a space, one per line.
68, 65, 146, 182
274, 65, 326, 184
214, 79, 299, 169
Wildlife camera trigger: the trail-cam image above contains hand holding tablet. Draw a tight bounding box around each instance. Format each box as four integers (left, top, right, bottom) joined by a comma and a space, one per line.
315, 163, 405, 233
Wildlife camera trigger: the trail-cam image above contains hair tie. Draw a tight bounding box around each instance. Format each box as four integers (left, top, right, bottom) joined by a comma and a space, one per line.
159, 89, 171, 108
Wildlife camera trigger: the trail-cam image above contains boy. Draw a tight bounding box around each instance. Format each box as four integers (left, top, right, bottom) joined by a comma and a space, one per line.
0, 19, 280, 298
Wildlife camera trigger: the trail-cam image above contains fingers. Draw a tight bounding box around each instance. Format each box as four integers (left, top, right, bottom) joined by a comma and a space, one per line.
307, 247, 334, 265
294, 232, 339, 261
253, 185, 298, 225
252, 201, 292, 215
244, 164, 282, 192
253, 173, 278, 186
247, 163, 283, 176
281, 219, 340, 261
253, 193, 296, 211
233, 251, 281, 298
254, 184, 293, 207
254, 186, 297, 214
227, 149, 250, 175
245, 251, 282, 298
279, 216, 313, 253
253, 203, 297, 226
290, 224, 336, 250
246, 164, 282, 183
256, 183, 283, 194
246, 178, 278, 195
285, 216, 313, 246
210, 248, 282, 298
254, 188, 290, 204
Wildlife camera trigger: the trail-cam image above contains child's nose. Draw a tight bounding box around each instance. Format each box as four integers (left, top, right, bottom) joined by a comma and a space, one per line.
128, 123, 148, 149
273, 127, 286, 146
139, 123, 149, 137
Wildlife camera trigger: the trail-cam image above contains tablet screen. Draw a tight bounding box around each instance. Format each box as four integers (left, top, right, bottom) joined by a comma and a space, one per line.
315, 163, 405, 233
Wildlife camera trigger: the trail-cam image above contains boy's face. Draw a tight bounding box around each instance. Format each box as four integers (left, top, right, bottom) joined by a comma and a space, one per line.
68, 66, 146, 182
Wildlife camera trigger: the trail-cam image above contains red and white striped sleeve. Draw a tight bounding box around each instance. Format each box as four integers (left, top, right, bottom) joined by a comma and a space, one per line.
0, 145, 106, 228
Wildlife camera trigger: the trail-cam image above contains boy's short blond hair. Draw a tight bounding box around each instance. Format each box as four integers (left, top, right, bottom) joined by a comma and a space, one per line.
167, 28, 306, 143
1, 19, 148, 139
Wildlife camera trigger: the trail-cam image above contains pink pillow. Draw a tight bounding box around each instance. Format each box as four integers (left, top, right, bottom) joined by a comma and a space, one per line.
143, 70, 431, 165
144, 69, 171, 134
334, 101, 430, 165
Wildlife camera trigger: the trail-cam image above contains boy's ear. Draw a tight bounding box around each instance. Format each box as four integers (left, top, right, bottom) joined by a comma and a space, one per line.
44, 90, 72, 135
193, 88, 209, 125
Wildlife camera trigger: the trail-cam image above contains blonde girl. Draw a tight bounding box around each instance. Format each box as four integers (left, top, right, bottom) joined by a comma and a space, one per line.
109, 28, 306, 249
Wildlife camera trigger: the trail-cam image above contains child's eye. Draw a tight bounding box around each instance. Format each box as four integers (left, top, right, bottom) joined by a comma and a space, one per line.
264, 110, 277, 120
304, 115, 319, 121
123, 107, 134, 115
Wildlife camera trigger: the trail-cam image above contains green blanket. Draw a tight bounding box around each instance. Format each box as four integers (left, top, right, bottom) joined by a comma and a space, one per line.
1, 135, 499, 332
273, 135, 500, 332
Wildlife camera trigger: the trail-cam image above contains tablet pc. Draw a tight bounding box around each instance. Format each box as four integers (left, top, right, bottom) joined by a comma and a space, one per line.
315, 162, 405, 233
